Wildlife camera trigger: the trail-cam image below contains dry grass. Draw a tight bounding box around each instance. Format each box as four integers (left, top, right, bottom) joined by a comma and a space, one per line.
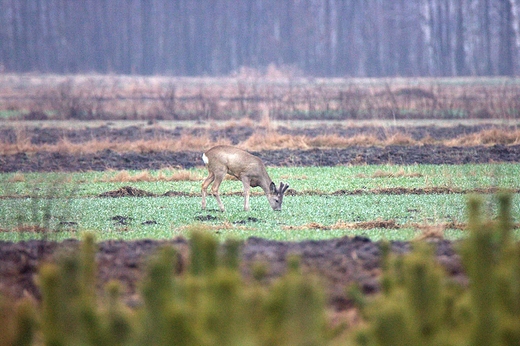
413, 224, 446, 240
307, 134, 382, 147
3, 127, 34, 154
1, 127, 520, 155
224, 117, 256, 128
179, 222, 251, 232
106, 134, 231, 153
385, 133, 419, 145
97, 169, 203, 183
446, 128, 520, 146
7, 173, 26, 182
0, 225, 50, 233
282, 219, 399, 231
0, 134, 231, 155
282, 219, 508, 235
241, 131, 309, 150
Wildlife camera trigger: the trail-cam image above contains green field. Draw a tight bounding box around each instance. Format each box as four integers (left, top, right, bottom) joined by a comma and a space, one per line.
2, 163, 518, 196
1, 163, 519, 242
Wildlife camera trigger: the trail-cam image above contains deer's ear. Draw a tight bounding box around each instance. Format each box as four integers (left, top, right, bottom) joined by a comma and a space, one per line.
270, 182, 277, 194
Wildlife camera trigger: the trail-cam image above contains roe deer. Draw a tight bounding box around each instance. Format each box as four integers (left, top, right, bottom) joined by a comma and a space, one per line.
201, 145, 289, 211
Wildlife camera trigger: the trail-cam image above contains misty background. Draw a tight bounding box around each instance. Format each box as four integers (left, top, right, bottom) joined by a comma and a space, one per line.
0, 0, 518, 77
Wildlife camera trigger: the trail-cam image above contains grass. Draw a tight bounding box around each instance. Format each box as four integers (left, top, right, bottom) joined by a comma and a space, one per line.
1, 164, 519, 242
0, 193, 517, 242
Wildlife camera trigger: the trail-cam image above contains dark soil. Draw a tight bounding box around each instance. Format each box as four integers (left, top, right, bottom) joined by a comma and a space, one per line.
2, 144, 520, 172
0, 123, 509, 311
0, 236, 464, 311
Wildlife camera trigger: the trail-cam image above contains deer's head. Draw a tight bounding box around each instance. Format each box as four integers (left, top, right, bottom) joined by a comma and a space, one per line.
268, 182, 290, 211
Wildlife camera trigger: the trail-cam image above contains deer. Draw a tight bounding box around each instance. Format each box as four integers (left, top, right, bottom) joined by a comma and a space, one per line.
201, 145, 289, 212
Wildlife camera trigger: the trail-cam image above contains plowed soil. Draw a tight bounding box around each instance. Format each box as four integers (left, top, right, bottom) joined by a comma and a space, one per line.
0, 122, 514, 311
0, 236, 464, 312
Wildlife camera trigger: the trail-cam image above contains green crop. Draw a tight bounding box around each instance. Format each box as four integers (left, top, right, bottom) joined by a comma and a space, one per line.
1, 194, 518, 242
1, 163, 519, 198
1, 163, 519, 242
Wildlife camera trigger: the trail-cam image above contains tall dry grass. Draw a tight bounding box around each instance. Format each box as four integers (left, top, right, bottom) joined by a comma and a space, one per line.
2, 126, 519, 155
446, 128, 520, 146
307, 134, 382, 147
241, 132, 309, 150
0, 134, 232, 155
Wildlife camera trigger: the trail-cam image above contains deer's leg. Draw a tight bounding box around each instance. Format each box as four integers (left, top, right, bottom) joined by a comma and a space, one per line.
201, 172, 215, 210
211, 171, 226, 212
241, 177, 251, 211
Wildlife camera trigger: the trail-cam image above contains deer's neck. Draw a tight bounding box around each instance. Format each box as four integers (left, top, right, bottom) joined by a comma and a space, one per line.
259, 176, 273, 196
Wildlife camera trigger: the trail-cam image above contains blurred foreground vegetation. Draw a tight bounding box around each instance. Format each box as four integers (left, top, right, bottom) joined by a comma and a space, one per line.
1, 195, 520, 345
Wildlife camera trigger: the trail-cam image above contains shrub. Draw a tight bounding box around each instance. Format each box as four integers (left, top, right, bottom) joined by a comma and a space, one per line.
3, 230, 326, 345
353, 194, 520, 346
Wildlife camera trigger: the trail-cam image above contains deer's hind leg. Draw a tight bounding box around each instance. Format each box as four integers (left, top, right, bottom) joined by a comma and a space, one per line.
201, 172, 215, 210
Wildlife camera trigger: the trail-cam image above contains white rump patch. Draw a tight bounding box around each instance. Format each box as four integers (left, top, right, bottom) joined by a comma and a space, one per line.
202, 153, 209, 165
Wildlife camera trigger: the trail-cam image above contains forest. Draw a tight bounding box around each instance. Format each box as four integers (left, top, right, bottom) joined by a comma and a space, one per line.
0, 0, 518, 77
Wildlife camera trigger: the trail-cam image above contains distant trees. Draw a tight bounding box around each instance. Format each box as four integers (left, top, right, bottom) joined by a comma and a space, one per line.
0, 0, 518, 77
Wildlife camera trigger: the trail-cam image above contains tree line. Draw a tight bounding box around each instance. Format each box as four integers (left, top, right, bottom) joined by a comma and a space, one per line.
0, 0, 518, 77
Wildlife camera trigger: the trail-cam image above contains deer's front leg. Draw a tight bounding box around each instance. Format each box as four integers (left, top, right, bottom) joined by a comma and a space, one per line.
241, 178, 251, 211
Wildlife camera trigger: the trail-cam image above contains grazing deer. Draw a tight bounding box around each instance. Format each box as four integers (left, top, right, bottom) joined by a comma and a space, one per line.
201, 145, 289, 211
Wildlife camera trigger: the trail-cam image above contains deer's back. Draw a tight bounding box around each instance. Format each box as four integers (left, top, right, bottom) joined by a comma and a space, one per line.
204, 145, 265, 177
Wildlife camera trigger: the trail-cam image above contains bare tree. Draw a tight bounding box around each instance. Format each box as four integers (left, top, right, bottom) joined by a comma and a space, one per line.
498, 0, 516, 75
0, 0, 518, 77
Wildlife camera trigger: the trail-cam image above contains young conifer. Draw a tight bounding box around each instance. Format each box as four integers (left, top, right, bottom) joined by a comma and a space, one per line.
190, 228, 218, 276
462, 196, 498, 346
12, 299, 36, 346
